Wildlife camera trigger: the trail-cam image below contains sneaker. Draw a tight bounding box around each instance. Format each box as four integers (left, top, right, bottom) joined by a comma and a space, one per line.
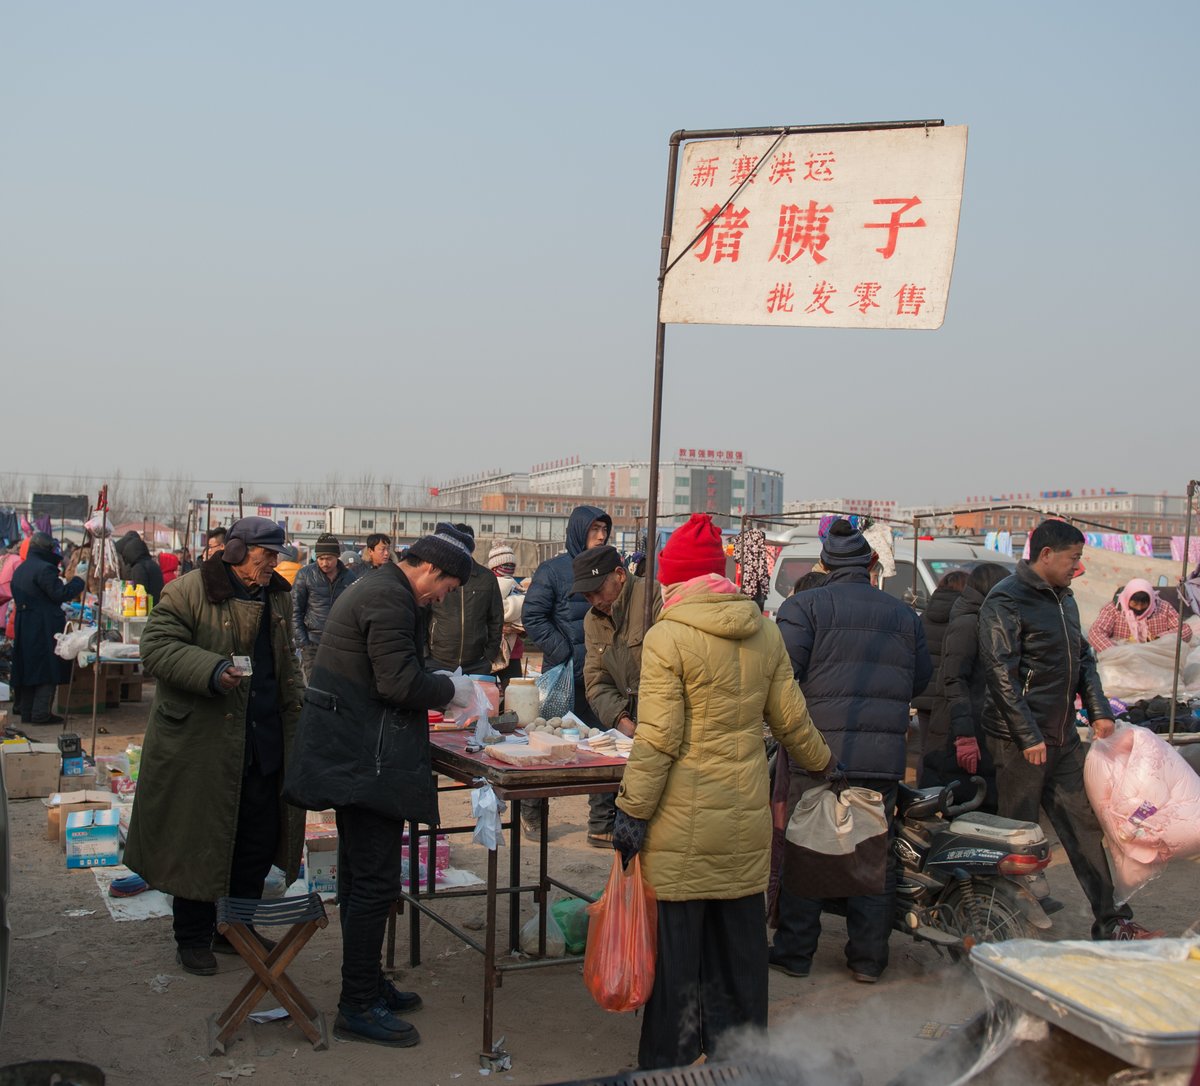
586, 831, 614, 849
379, 978, 423, 1014
850, 970, 880, 985
334, 1000, 421, 1047
213, 928, 277, 955
1107, 919, 1164, 941
521, 816, 542, 842
176, 947, 218, 976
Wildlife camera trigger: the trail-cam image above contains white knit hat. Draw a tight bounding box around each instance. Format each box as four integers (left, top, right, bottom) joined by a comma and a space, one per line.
487, 543, 516, 570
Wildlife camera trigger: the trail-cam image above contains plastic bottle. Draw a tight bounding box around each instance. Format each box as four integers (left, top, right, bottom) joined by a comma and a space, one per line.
122, 583, 137, 617
135, 584, 148, 617
126, 744, 142, 782
468, 674, 500, 717
504, 677, 539, 725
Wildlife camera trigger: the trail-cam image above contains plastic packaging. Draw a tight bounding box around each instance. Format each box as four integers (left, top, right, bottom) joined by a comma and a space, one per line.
551, 897, 590, 955
583, 854, 657, 1013
1083, 724, 1200, 902
520, 906, 566, 958
470, 779, 505, 850
504, 677, 539, 725
535, 661, 575, 720
126, 744, 142, 782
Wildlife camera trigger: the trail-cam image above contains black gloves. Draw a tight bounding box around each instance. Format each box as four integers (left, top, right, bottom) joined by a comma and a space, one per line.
612, 809, 648, 869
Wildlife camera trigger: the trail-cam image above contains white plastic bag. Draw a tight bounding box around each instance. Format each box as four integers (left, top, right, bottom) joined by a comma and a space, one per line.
1095, 638, 1200, 703
470, 779, 506, 850
55, 626, 98, 661
519, 906, 566, 958
1084, 724, 1200, 902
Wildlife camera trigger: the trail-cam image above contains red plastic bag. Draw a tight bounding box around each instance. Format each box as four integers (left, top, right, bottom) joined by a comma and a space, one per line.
583, 853, 657, 1012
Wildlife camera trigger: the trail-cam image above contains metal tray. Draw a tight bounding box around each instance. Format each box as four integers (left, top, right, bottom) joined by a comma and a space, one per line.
971, 943, 1200, 1069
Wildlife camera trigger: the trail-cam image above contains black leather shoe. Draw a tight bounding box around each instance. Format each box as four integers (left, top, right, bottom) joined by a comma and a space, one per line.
767, 950, 810, 978
380, 978, 423, 1014
29, 713, 65, 725
213, 928, 277, 955
334, 1001, 420, 1047
176, 947, 218, 976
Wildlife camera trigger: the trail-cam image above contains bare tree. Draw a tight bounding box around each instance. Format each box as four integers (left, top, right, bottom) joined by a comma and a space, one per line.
163, 471, 196, 546
106, 469, 128, 525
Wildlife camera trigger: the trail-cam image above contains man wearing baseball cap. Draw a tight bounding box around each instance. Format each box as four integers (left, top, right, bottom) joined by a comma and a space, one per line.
292, 533, 357, 683
127, 516, 306, 979
574, 544, 661, 847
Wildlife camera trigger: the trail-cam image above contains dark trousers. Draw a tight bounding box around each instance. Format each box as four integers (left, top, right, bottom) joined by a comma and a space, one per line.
14, 683, 56, 720
299, 643, 318, 685
639, 894, 768, 1071
335, 805, 406, 1009
588, 793, 616, 835
173, 768, 280, 949
771, 776, 899, 978
986, 734, 1130, 937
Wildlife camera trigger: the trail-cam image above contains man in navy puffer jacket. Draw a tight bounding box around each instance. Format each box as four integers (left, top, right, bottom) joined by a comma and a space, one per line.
520, 504, 611, 837
769, 519, 931, 983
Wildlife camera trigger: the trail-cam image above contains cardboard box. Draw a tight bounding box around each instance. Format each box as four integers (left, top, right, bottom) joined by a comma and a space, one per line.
1, 740, 63, 799
65, 808, 121, 868
58, 769, 98, 794
62, 756, 86, 776
304, 832, 338, 895
46, 790, 113, 847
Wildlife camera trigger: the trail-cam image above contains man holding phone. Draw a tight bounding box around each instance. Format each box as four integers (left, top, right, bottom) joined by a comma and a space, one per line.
126, 516, 306, 976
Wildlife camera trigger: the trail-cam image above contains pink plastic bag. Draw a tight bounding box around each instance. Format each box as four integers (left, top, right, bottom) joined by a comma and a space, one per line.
1084, 725, 1200, 902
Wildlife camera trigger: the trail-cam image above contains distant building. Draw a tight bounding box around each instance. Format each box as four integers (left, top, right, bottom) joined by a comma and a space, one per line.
783, 497, 898, 521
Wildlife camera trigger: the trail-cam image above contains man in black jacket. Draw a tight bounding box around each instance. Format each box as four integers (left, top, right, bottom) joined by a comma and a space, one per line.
292, 533, 356, 682
427, 524, 503, 675
979, 519, 1157, 941
770, 520, 931, 983
284, 523, 476, 1047
116, 530, 165, 606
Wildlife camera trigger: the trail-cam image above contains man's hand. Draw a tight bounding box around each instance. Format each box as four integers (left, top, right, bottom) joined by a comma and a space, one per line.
448, 674, 476, 708
1092, 718, 1116, 739
954, 736, 981, 774
615, 715, 637, 738
217, 667, 244, 693
612, 809, 648, 870
1022, 742, 1047, 766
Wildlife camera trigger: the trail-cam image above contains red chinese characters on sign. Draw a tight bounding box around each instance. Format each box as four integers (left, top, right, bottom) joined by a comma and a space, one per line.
769, 202, 833, 265
850, 282, 882, 314
895, 284, 927, 315
769, 153, 795, 184
805, 152, 835, 181
804, 281, 837, 315
690, 158, 719, 188
729, 156, 760, 185
766, 282, 795, 313
695, 205, 750, 263
864, 197, 926, 259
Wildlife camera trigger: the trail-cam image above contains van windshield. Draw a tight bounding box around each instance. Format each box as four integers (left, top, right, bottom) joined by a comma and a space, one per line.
774, 557, 817, 598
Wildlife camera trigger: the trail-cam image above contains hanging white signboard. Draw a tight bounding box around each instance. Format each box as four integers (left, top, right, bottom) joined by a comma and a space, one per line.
659, 125, 967, 330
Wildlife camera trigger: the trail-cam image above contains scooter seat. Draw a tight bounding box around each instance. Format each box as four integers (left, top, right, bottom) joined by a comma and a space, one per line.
948, 810, 1046, 847
896, 783, 944, 820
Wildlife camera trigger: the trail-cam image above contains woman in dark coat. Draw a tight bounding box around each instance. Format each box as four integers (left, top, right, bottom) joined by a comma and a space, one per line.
11, 532, 84, 723
913, 569, 967, 784
921, 562, 1010, 808
116, 530, 165, 604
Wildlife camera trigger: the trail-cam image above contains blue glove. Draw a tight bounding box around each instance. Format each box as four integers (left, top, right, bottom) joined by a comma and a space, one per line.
612, 809, 648, 870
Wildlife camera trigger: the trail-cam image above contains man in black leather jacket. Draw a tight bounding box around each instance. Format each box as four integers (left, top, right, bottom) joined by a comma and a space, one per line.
978, 519, 1156, 941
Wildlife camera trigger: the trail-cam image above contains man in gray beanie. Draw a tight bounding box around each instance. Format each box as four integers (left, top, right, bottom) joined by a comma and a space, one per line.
769, 519, 931, 984
283, 522, 474, 1047
292, 533, 357, 682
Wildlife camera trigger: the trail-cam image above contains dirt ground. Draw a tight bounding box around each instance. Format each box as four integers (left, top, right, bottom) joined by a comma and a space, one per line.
3, 690, 1198, 1086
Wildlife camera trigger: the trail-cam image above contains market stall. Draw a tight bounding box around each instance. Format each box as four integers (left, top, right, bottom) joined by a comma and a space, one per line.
389, 730, 627, 1069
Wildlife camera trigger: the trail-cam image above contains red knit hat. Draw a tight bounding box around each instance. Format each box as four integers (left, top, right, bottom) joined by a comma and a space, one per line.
657, 514, 726, 585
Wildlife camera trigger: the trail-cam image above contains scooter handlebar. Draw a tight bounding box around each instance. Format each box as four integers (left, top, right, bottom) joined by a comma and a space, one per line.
940, 776, 987, 819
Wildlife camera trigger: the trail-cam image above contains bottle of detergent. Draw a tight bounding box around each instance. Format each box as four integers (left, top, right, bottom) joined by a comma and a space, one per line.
135, 584, 148, 617
122, 582, 137, 617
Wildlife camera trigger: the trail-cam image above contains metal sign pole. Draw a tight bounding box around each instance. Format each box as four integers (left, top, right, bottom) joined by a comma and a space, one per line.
89, 489, 108, 760
1167, 480, 1196, 742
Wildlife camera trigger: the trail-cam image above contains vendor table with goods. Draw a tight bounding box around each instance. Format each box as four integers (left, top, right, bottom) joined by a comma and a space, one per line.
388, 729, 627, 1069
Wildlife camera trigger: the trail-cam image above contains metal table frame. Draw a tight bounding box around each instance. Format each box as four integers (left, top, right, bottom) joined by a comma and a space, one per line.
386, 737, 625, 1068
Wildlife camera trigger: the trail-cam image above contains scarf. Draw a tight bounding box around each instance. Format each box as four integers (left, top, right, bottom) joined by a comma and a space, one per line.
662, 572, 741, 611
1118, 578, 1158, 643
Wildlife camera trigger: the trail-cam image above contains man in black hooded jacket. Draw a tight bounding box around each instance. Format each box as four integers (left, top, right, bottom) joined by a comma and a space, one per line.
116, 530, 165, 605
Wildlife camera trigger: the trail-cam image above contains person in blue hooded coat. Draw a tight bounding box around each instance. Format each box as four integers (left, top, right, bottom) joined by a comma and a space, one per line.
519, 504, 611, 838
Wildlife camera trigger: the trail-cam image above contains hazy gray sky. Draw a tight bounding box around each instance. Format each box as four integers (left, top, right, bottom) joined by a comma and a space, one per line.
3, 2, 1192, 506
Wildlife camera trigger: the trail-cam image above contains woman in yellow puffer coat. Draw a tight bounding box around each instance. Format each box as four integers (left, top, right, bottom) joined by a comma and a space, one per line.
614, 513, 834, 1070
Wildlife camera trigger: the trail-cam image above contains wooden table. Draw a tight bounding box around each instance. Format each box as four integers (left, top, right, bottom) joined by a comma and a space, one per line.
390, 731, 627, 1069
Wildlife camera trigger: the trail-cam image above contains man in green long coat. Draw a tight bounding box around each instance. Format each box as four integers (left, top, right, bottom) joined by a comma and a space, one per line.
125, 517, 305, 977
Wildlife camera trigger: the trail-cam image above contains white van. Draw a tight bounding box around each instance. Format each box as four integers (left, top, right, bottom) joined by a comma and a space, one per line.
762, 533, 1017, 619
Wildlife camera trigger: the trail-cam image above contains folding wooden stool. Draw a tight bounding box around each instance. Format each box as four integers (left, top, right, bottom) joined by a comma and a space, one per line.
207, 893, 330, 1055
